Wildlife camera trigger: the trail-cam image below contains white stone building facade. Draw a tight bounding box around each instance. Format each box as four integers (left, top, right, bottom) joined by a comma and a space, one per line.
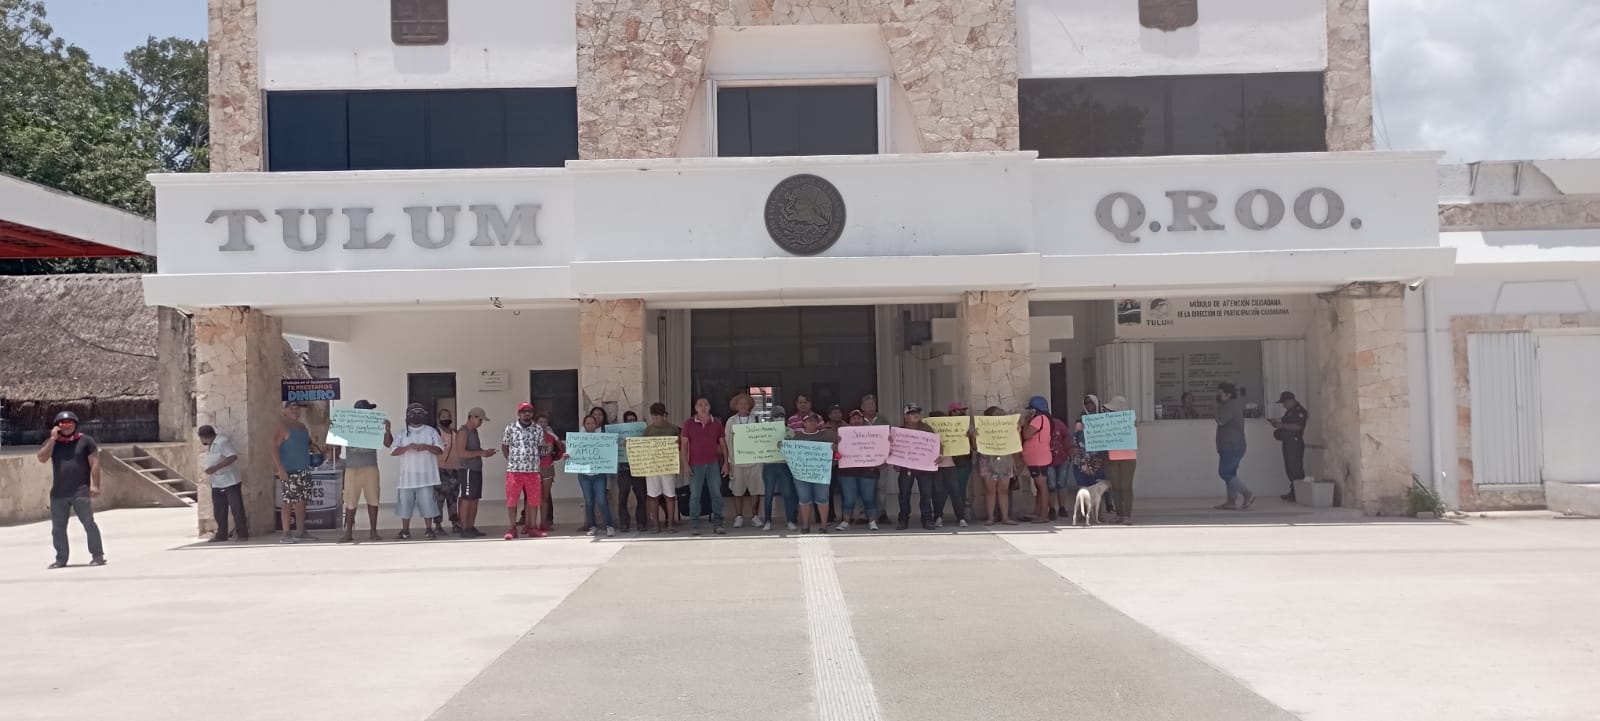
149, 0, 1531, 534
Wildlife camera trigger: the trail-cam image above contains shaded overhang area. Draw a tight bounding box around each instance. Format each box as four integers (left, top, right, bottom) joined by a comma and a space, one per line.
0, 173, 154, 259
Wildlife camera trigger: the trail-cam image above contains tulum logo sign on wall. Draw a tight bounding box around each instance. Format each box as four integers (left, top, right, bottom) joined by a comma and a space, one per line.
203, 204, 543, 252
1094, 188, 1360, 244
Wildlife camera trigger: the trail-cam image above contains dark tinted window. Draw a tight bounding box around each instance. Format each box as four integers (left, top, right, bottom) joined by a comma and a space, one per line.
348, 91, 428, 170
265, 88, 579, 171
266, 93, 349, 172
529, 369, 579, 437
718, 85, 878, 157
1020, 73, 1325, 158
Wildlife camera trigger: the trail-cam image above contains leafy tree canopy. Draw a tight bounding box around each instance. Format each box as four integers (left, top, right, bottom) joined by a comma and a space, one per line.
0, 0, 206, 274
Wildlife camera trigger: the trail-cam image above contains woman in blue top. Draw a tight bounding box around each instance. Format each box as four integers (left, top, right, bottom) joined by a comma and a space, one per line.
273, 402, 317, 544
576, 415, 616, 537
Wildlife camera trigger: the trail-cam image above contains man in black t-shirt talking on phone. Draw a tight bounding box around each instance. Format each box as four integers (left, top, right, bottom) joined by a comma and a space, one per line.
35, 411, 106, 569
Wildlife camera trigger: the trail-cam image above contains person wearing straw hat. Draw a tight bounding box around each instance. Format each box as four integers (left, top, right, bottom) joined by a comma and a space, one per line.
721, 392, 766, 529
1102, 396, 1138, 524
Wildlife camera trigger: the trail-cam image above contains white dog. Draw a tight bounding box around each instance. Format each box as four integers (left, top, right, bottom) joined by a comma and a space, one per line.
1071, 481, 1109, 527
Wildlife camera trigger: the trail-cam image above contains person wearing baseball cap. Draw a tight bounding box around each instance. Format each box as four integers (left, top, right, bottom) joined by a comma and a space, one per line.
339, 400, 392, 543
454, 407, 497, 538
37, 410, 106, 568
501, 402, 548, 539
934, 402, 973, 529
894, 403, 938, 530
1270, 391, 1310, 502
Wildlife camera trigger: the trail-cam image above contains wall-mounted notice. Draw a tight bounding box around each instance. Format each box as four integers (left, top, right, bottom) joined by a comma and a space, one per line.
477, 370, 510, 392
1114, 296, 1310, 340
1153, 340, 1264, 419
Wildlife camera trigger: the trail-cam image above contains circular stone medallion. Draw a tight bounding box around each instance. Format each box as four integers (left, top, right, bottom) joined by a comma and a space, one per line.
764, 174, 846, 256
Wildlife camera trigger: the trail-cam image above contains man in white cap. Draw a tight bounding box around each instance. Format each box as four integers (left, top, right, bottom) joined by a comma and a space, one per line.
456, 407, 497, 537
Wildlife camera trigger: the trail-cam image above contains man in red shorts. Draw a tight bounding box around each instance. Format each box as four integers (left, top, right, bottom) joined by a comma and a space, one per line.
501, 402, 546, 539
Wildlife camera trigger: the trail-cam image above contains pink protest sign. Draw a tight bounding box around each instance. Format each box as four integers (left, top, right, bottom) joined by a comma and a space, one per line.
887, 427, 940, 472
837, 426, 891, 468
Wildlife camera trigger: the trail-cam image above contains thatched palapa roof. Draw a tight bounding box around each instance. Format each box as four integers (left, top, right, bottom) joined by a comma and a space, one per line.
0, 274, 156, 401
0, 274, 310, 403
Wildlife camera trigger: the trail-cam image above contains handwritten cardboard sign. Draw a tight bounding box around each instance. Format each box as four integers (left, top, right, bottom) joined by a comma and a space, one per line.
781, 440, 834, 484
626, 436, 680, 477
605, 422, 647, 462
1082, 410, 1138, 452
564, 432, 619, 475
923, 416, 972, 456
731, 421, 786, 465
837, 426, 891, 468
887, 427, 941, 471
326, 407, 386, 450
973, 414, 1022, 456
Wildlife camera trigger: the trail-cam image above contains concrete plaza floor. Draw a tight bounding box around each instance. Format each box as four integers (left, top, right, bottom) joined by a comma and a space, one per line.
2, 499, 1596, 721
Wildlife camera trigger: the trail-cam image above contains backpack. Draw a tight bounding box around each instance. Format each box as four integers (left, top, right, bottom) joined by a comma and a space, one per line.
1049, 416, 1073, 466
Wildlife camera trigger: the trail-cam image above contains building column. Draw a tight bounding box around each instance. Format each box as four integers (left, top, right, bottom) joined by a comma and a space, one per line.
579, 299, 647, 423
958, 291, 1032, 414
193, 307, 285, 537
209, 0, 262, 172
156, 307, 195, 442
1325, 0, 1375, 151
1310, 283, 1412, 514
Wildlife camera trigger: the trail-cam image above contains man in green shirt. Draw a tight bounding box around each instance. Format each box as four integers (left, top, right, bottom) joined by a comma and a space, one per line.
642, 403, 682, 532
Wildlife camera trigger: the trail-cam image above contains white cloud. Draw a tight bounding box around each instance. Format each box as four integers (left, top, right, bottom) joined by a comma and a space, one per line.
1372, 0, 1600, 161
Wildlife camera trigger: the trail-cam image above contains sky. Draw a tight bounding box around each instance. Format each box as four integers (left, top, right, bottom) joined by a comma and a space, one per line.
37, 0, 1600, 163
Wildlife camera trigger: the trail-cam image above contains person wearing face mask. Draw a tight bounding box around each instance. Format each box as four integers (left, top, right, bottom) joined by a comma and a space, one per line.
391, 403, 445, 539
432, 408, 463, 536
37, 411, 106, 568
1213, 382, 1255, 510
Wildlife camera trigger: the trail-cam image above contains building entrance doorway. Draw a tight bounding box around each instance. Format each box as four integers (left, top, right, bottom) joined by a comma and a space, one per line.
690, 306, 877, 417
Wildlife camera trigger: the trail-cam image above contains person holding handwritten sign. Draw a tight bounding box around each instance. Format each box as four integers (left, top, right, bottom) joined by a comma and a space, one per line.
976, 407, 1020, 525
641, 403, 682, 533
836, 411, 885, 531
790, 413, 838, 533
892, 404, 940, 530
761, 405, 800, 532
572, 416, 617, 537
721, 393, 769, 529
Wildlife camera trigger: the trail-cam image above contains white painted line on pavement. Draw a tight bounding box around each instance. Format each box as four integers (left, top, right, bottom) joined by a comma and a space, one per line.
799, 537, 885, 721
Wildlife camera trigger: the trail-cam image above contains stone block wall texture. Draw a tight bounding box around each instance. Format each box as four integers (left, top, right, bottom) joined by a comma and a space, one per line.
194, 307, 285, 537
209, 0, 262, 172
1439, 199, 1600, 231
1324, 0, 1374, 151
1310, 285, 1411, 514
1449, 313, 1600, 511
580, 299, 647, 422
157, 307, 196, 443
958, 290, 1031, 414
575, 0, 1019, 159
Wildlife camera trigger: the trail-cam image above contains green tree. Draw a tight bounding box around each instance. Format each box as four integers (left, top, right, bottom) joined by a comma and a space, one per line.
0, 0, 206, 274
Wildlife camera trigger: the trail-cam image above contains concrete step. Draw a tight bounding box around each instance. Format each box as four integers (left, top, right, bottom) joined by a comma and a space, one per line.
1545, 481, 1600, 517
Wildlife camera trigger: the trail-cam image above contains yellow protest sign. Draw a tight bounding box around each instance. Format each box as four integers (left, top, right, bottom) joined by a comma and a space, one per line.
626, 436, 680, 477
973, 414, 1022, 456
923, 416, 972, 456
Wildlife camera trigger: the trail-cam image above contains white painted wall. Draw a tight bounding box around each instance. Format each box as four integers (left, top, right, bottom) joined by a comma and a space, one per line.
1018, 0, 1327, 78
258, 0, 576, 90
1407, 261, 1600, 507
327, 307, 583, 502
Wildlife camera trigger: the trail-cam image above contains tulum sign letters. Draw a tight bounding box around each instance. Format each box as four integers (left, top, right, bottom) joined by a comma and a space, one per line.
1095, 187, 1358, 244
205, 203, 543, 252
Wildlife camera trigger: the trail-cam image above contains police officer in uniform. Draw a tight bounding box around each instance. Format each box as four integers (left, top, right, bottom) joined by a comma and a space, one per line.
1270, 392, 1309, 502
